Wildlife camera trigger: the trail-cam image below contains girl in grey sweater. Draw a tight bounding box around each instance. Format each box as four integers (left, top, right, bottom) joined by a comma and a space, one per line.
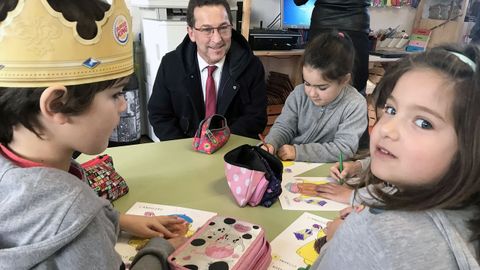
313, 45, 480, 269
263, 31, 367, 163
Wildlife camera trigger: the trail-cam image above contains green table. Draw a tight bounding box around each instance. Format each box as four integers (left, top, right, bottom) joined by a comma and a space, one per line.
79, 135, 337, 240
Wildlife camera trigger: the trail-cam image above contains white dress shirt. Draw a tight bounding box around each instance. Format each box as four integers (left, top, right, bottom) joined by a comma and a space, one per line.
197, 54, 225, 102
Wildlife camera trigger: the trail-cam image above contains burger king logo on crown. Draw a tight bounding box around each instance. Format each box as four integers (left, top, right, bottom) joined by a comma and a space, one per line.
113, 15, 129, 45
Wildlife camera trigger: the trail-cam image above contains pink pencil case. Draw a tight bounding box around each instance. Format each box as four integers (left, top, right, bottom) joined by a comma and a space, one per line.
168, 215, 271, 270
224, 163, 269, 207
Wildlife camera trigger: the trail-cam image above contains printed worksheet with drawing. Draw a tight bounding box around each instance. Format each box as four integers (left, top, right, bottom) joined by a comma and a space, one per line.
269, 212, 331, 270
115, 202, 216, 268
280, 162, 349, 211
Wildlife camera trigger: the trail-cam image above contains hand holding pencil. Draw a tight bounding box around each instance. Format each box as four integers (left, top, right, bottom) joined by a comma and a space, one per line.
258, 134, 275, 154
329, 160, 363, 181
338, 153, 344, 184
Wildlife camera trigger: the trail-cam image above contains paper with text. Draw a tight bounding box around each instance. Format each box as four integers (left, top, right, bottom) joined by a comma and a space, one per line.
115, 202, 216, 268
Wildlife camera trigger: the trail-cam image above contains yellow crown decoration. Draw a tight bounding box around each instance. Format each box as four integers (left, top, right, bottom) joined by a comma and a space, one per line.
0, 0, 133, 87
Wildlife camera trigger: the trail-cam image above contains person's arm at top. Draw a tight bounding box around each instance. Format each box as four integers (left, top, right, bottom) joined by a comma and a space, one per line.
148, 59, 186, 141
313, 209, 459, 270
295, 97, 367, 162
264, 88, 301, 154
294, 0, 309, 6
228, 57, 268, 138
311, 211, 386, 270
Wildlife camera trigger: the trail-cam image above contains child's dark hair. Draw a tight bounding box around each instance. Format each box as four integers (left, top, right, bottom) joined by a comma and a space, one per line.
0, 0, 124, 144
360, 44, 480, 257
302, 30, 355, 83
0, 0, 17, 22
186, 0, 233, 28
0, 0, 112, 40
47, 0, 111, 39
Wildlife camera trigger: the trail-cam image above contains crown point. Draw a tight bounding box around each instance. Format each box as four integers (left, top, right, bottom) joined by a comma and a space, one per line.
83, 58, 101, 69
0, 0, 133, 87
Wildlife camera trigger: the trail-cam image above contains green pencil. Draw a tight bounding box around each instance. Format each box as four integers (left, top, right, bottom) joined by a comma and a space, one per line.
338, 152, 344, 185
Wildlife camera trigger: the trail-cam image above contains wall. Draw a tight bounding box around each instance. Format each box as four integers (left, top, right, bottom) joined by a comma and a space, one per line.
248, 0, 417, 33
369, 7, 416, 32
126, 0, 417, 34
126, 0, 237, 38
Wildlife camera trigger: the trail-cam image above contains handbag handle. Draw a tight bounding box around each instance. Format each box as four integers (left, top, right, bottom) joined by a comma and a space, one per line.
207, 114, 228, 130
81, 154, 111, 168
194, 118, 208, 138
196, 114, 228, 138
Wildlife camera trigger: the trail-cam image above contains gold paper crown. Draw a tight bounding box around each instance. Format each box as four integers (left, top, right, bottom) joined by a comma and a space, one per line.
0, 0, 133, 87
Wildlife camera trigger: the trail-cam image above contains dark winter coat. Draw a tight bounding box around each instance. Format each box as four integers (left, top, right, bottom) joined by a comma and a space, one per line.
148, 30, 267, 141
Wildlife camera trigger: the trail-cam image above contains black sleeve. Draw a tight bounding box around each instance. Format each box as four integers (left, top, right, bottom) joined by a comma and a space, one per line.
148, 58, 187, 141
294, 0, 309, 6
229, 56, 267, 139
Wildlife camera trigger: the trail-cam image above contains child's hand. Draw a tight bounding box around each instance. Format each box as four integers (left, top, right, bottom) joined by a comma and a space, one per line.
261, 143, 275, 154
164, 219, 189, 236
325, 217, 344, 241
167, 236, 188, 249
315, 183, 354, 204
338, 204, 366, 219
119, 214, 187, 239
339, 206, 354, 219
277, 144, 296, 160
329, 160, 362, 181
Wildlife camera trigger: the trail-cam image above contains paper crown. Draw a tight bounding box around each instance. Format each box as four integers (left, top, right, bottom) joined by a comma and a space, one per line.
0, 0, 133, 87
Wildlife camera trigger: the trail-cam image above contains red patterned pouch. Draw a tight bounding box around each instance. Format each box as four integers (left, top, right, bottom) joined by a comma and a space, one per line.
81, 155, 129, 201
193, 114, 230, 154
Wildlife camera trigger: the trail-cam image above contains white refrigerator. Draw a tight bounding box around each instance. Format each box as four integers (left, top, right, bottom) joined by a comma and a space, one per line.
142, 19, 187, 141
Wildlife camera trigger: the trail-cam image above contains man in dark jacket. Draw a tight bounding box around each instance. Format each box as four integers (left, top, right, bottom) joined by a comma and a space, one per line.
148, 0, 267, 141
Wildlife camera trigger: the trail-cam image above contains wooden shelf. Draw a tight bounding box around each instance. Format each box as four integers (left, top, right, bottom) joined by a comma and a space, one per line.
241, 0, 251, 39
412, 0, 470, 48
254, 49, 305, 57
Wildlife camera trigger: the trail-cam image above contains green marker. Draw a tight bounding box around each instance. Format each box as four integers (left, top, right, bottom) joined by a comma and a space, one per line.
338, 152, 344, 185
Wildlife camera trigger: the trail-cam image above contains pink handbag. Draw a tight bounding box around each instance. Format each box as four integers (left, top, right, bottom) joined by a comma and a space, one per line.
224, 145, 283, 207
193, 114, 230, 154
224, 164, 269, 207
168, 215, 271, 270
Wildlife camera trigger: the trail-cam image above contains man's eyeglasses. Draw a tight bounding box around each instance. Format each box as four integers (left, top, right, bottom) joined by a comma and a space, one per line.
193, 24, 232, 37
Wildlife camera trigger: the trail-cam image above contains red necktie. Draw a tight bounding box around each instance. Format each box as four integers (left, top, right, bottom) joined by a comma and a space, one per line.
205, 65, 217, 118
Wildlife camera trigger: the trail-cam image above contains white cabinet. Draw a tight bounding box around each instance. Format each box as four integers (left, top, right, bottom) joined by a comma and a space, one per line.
142, 19, 187, 141
131, 0, 189, 8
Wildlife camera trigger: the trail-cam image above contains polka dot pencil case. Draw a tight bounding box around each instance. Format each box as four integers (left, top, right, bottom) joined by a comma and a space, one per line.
168, 215, 271, 270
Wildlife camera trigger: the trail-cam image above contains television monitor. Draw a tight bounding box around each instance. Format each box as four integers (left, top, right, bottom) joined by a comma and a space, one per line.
282, 0, 315, 29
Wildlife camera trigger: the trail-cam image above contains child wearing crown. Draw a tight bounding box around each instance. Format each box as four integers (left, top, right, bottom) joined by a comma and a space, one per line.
0, 0, 187, 269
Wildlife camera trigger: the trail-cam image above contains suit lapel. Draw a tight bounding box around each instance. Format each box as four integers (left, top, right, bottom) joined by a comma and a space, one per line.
184, 69, 205, 120
217, 60, 239, 115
